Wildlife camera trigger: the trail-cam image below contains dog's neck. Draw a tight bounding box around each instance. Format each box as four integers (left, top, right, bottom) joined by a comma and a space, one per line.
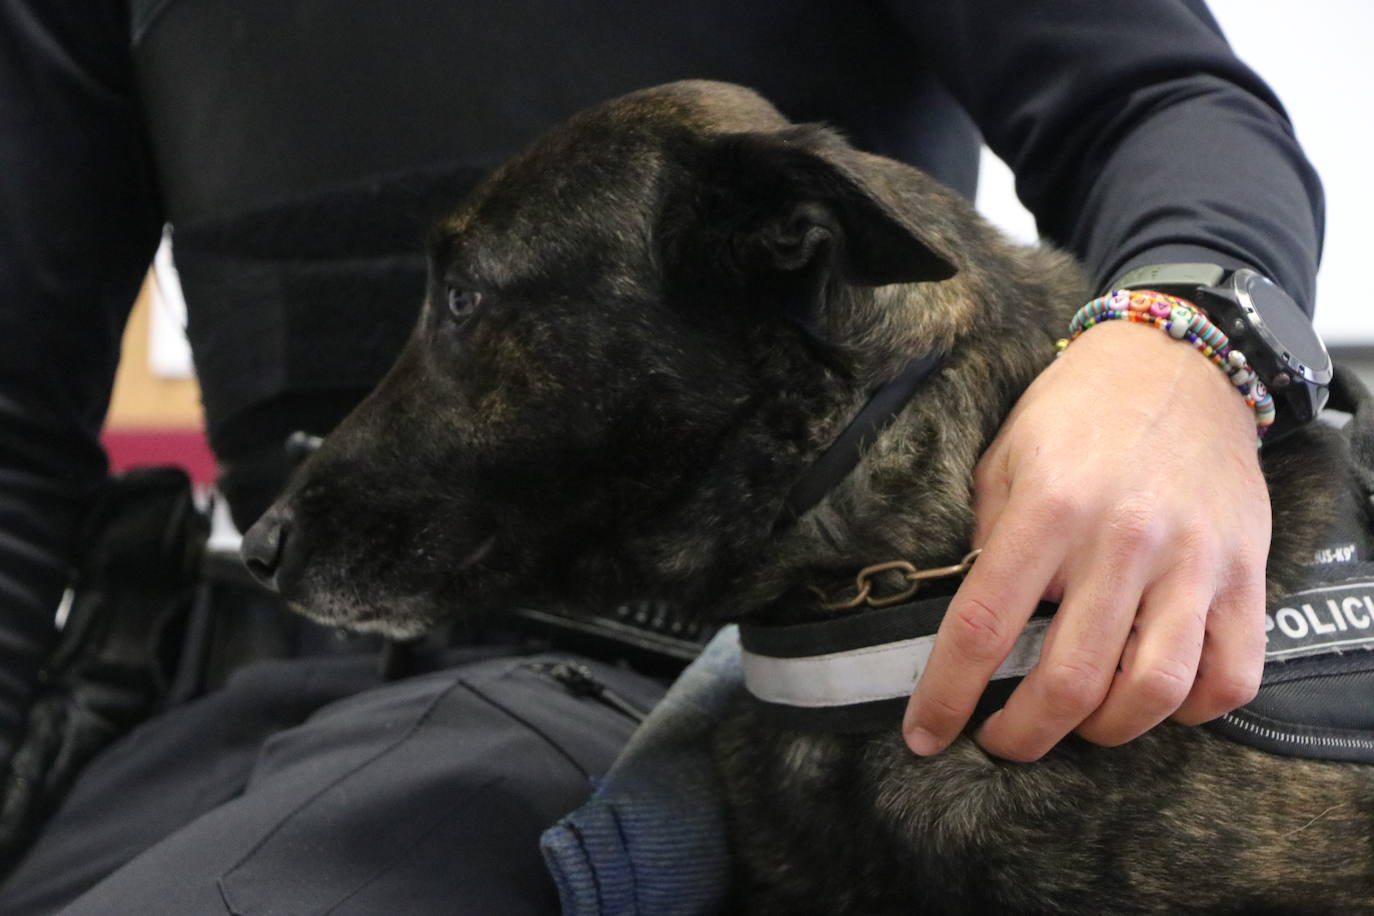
773, 347, 946, 533
727, 265, 1078, 725
737, 269, 1082, 628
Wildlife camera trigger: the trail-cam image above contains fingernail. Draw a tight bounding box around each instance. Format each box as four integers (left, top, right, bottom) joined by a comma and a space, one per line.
905, 726, 942, 756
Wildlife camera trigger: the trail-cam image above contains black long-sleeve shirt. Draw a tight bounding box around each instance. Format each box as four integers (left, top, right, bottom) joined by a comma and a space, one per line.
0, 0, 1323, 760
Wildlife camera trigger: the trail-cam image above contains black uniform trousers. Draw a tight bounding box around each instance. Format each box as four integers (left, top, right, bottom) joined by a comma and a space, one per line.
0, 649, 665, 914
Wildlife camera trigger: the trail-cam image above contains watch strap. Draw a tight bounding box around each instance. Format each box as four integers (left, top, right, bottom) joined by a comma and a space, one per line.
1112, 262, 1227, 296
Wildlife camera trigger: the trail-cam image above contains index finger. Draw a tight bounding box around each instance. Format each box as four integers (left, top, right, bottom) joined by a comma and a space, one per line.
902, 499, 1066, 755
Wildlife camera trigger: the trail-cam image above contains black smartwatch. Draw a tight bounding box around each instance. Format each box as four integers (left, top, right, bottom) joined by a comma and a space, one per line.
1112, 263, 1331, 440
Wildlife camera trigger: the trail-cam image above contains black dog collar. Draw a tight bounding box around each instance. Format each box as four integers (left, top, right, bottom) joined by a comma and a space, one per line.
738, 596, 1057, 733
774, 348, 944, 532
740, 569, 1374, 762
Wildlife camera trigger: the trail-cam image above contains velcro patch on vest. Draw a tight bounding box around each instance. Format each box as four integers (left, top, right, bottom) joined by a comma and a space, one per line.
1264, 580, 1374, 661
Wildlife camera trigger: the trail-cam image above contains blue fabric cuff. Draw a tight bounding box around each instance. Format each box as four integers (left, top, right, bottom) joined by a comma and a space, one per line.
540, 626, 743, 916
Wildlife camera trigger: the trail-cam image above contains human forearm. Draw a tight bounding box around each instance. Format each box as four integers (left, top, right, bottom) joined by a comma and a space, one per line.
885, 0, 1323, 309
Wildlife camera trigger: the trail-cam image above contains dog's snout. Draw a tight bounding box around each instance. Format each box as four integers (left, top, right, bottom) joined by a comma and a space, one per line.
241, 506, 293, 591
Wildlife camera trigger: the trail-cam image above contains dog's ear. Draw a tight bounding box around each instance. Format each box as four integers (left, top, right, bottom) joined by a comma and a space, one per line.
716, 125, 958, 288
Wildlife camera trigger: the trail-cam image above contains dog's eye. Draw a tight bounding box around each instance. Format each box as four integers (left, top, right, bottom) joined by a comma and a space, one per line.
445, 284, 482, 320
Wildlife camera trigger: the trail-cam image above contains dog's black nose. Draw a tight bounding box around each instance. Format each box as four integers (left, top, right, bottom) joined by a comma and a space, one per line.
241, 506, 293, 592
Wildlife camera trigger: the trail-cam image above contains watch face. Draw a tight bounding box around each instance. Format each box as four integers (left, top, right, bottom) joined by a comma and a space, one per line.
1243, 274, 1330, 377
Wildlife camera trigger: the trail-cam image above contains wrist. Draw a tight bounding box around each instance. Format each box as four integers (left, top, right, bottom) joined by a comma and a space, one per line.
1110, 264, 1331, 437
1059, 290, 1274, 445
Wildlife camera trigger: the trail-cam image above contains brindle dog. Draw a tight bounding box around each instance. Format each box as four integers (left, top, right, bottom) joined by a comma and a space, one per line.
242, 81, 1373, 913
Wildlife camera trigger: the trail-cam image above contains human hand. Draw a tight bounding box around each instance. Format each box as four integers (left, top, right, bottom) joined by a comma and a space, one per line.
902, 319, 1270, 761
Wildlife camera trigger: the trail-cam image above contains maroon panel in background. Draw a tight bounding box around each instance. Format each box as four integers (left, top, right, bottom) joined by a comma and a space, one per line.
101, 427, 218, 486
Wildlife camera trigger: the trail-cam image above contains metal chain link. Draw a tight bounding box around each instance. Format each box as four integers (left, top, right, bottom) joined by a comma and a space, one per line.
814, 549, 982, 610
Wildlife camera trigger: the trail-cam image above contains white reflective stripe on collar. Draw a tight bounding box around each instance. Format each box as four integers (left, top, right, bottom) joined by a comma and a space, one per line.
741, 617, 1052, 709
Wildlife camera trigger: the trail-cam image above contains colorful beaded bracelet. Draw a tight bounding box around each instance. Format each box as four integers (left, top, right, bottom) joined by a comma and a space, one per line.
1057, 289, 1276, 443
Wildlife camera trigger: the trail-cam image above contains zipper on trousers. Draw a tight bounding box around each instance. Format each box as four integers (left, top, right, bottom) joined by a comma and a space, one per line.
525, 660, 650, 724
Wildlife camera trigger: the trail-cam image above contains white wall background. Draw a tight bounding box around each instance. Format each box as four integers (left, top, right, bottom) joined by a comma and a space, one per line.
975, 0, 1374, 345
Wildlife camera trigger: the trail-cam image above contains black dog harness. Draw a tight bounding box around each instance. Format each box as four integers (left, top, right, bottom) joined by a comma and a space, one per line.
747, 366, 1374, 764
740, 564, 1374, 763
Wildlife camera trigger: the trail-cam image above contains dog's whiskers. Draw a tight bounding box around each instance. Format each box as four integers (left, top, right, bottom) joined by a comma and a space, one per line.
457, 534, 497, 570
1282, 804, 1343, 839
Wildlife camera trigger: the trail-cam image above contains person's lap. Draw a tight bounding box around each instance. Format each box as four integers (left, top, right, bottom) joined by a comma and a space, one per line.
0, 649, 663, 915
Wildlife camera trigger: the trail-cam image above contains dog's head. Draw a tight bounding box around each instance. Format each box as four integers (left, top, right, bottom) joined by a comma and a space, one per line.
240, 80, 1057, 639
